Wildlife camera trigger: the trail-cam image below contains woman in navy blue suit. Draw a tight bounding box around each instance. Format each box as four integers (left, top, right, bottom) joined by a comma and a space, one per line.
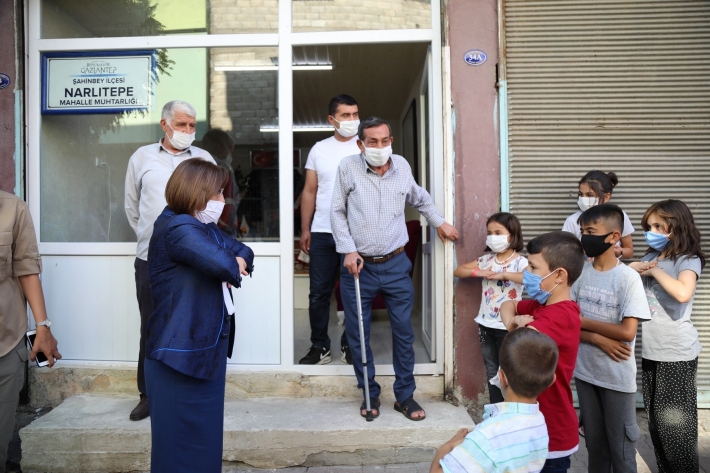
145, 158, 254, 473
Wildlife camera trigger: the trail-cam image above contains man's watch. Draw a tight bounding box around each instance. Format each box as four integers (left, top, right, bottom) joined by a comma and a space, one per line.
36, 319, 52, 329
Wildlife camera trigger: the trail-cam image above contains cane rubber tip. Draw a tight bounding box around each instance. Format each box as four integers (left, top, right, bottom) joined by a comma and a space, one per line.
366, 411, 374, 422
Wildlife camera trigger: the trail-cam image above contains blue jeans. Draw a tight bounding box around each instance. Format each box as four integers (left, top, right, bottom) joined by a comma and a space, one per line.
308, 232, 347, 350
541, 455, 571, 473
340, 251, 416, 403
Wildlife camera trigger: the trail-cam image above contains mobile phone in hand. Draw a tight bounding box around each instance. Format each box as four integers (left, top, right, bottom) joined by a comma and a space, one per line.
25, 330, 50, 367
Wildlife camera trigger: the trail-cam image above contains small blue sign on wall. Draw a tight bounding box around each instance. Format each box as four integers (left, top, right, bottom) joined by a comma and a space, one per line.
464, 50, 487, 66
0, 73, 10, 90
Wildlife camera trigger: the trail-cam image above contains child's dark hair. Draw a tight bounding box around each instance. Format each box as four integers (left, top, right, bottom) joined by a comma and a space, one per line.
486, 212, 524, 252
578, 203, 624, 234
500, 329, 559, 398
579, 170, 619, 200
328, 94, 358, 116
527, 231, 586, 285
641, 199, 706, 270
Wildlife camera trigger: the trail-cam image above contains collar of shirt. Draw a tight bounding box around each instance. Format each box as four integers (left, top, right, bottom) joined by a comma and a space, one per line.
159, 139, 192, 156
484, 401, 540, 420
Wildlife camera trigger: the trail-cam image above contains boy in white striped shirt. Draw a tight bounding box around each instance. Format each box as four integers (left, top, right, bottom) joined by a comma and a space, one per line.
431, 329, 558, 473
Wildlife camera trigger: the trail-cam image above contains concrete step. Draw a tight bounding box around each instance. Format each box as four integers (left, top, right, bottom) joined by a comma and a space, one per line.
20, 394, 475, 473
29, 366, 444, 408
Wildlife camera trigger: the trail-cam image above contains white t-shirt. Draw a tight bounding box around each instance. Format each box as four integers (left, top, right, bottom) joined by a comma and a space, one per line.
304, 135, 360, 233
562, 210, 635, 240
640, 252, 703, 362
474, 253, 528, 330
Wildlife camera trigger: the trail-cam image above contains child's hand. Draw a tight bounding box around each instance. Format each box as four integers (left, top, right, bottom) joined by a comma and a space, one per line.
475, 269, 497, 278
486, 271, 507, 281
629, 261, 657, 275
592, 333, 631, 362
507, 315, 534, 330
445, 428, 470, 448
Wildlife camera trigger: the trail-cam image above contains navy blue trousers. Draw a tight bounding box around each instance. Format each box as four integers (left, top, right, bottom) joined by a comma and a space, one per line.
308, 232, 347, 350
340, 251, 416, 403
145, 358, 226, 473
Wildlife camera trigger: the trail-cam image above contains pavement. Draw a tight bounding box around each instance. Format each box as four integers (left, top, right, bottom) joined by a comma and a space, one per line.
8, 405, 710, 472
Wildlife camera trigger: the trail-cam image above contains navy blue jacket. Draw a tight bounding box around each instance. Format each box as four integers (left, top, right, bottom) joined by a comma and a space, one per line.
146, 207, 254, 380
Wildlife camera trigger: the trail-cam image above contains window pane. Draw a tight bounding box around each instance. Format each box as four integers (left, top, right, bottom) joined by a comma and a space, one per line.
40, 47, 280, 243
292, 0, 431, 32
40, 0, 277, 38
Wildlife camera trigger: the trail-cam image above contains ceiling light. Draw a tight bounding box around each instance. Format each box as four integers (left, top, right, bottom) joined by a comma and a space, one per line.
215, 64, 333, 72
260, 126, 333, 133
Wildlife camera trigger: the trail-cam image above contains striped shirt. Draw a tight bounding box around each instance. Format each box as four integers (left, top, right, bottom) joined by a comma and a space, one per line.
441, 402, 549, 473
330, 153, 445, 256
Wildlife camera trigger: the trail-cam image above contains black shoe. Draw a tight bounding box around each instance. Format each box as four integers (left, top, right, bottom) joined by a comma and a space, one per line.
299, 346, 331, 365
129, 397, 150, 421
341, 345, 353, 365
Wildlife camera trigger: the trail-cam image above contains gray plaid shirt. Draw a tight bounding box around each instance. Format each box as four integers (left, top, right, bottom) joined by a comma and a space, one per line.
331, 153, 445, 256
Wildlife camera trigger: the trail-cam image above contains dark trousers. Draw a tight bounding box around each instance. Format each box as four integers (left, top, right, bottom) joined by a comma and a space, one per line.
575, 377, 640, 473
308, 232, 346, 350
642, 357, 698, 473
145, 358, 226, 473
478, 325, 508, 404
135, 257, 153, 398
0, 340, 25, 473
340, 251, 415, 403
541, 456, 571, 473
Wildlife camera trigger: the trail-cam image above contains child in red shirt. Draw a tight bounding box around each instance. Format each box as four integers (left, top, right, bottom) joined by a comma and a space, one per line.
501, 231, 587, 472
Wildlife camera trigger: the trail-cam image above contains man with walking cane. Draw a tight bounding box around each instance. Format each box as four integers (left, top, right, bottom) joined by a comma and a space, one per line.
331, 117, 459, 421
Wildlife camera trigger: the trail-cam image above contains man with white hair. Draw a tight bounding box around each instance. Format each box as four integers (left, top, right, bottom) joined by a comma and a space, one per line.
124, 100, 215, 421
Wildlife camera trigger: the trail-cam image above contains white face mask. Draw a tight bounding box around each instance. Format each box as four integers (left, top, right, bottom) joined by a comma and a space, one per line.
166, 122, 195, 150
195, 200, 225, 225
486, 234, 511, 253
334, 118, 360, 138
577, 196, 599, 212
363, 145, 391, 167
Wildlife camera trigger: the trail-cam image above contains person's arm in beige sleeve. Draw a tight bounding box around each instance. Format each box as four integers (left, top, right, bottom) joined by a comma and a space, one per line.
13, 201, 62, 367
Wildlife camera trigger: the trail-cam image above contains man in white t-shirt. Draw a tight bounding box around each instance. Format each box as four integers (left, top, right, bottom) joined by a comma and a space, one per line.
298, 95, 361, 364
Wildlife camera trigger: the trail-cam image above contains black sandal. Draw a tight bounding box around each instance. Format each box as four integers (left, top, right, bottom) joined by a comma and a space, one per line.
394, 398, 426, 421
360, 397, 381, 419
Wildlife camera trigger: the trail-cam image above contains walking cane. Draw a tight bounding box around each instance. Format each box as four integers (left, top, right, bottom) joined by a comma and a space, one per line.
354, 259, 374, 422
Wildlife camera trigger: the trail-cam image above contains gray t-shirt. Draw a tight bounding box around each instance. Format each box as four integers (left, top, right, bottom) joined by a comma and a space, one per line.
572, 263, 651, 393
640, 252, 702, 362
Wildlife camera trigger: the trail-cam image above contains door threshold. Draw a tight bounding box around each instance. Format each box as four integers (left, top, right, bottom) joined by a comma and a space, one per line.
295, 363, 441, 376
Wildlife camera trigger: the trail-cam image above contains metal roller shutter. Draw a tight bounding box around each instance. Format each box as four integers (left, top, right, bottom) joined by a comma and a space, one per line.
504, 0, 710, 405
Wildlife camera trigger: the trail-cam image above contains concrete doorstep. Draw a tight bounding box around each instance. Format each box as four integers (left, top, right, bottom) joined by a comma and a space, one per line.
19, 394, 475, 473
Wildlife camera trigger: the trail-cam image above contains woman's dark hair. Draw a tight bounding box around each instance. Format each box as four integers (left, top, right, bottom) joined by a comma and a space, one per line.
641, 199, 706, 269
579, 170, 619, 201
486, 212, 524, 252
165, 158, 229, 216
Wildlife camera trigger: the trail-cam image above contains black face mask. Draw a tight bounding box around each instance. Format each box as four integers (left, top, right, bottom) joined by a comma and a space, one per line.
581, 232, 614, 258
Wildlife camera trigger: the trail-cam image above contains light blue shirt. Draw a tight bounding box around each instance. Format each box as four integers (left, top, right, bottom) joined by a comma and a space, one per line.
441, 402, 549, 473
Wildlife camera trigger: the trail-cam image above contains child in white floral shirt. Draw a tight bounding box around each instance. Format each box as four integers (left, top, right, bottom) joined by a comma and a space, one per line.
454, 212, 527, 403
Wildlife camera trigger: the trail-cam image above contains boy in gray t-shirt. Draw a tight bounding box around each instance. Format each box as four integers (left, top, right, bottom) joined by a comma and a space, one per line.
571, 204, 651, 473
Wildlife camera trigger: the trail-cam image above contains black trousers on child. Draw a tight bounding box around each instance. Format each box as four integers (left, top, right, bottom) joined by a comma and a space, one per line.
642, 357, 698, 473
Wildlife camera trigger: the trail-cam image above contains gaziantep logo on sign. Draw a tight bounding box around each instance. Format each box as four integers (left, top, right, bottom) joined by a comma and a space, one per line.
464, 50, 487, 66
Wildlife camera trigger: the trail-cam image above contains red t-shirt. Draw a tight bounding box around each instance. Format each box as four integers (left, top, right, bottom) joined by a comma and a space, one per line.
518, 299, 581, 455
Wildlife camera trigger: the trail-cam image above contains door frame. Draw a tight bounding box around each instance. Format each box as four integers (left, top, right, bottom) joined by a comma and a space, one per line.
25, 0, 450, 377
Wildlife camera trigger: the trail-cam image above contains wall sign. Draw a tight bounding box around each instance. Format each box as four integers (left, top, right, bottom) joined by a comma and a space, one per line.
464, 50, 487, 66
42, 51, 156, 114
0, 73, 10, 90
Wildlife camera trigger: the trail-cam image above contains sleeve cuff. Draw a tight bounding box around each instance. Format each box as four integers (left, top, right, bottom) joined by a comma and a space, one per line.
13, 257, 43, 278
429, 214, 446, 228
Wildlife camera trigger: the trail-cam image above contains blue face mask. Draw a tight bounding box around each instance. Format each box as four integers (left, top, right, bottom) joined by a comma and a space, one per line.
645, 231, 671, 251
523, 269, 560, 305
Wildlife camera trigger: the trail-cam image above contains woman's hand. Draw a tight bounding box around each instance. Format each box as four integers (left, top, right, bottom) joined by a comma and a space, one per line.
236, 257, 249, 275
